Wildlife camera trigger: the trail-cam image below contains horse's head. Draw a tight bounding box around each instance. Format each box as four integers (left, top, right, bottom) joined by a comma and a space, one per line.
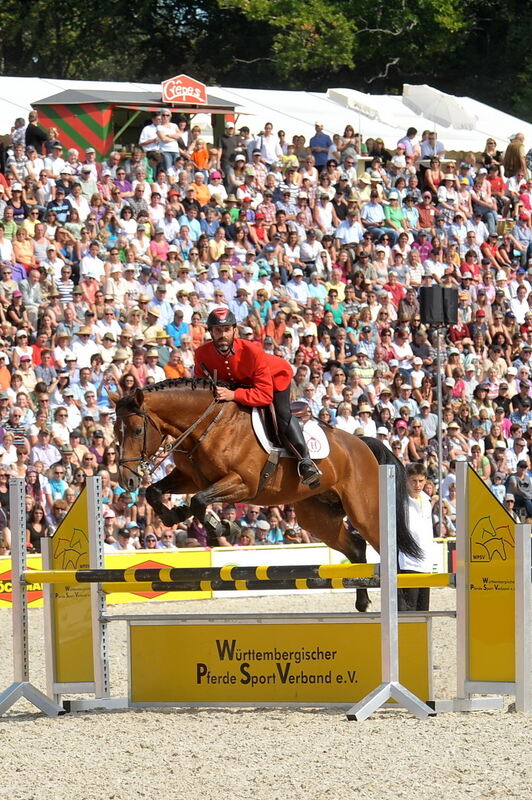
109, 389, 165, 492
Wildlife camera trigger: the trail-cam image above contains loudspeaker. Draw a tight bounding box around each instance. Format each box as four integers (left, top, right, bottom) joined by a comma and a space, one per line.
419, 287, 458, 326
419, 286, 444, 326
442, 287, 458, 325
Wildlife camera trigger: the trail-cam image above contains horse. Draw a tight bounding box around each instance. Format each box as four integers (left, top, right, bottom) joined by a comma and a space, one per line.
110, 379, 420, 611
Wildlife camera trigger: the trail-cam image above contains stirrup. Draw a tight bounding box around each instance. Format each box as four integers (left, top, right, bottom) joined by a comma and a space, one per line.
298, 459, 321, 488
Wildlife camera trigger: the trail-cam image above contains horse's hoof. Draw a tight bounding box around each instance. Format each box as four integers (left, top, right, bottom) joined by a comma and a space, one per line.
355, 599, 371, 613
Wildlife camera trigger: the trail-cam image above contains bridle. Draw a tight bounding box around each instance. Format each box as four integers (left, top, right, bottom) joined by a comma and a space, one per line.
117, 397, 224, 482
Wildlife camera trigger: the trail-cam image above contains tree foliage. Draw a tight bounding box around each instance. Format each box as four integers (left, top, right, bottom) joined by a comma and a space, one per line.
0, 0, 530, 121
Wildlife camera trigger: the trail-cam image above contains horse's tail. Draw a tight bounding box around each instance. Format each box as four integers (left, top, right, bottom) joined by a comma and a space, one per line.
360, 436, 422, 560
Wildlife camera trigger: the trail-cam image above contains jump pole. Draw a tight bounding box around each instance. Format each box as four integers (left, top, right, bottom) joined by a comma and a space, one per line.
346, 464, 435, 720
0, 478, 64, 717
59, 478, 125, 713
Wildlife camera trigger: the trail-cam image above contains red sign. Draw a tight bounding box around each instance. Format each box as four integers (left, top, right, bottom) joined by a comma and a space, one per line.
0, 567, 43, 605
126, 558, 179, 599
162, 74, 207, 105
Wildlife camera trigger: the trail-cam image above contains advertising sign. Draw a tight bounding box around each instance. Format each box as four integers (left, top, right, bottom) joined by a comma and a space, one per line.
48, 488, 93, 683
129, 617, 430, 705
161, 74, 207, 105
467, 469, 515, 682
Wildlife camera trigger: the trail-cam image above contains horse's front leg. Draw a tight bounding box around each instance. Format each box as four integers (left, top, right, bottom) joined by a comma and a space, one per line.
145, 470, 197, 527
189, 472, 250, 523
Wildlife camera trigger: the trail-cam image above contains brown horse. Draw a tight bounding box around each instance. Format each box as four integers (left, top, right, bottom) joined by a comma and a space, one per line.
110, 379, 419, 610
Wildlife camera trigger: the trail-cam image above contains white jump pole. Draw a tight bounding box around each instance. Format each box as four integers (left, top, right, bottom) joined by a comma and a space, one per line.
515, 522, 531, 713
346, 464, 434, 720
0, 478, 63, 717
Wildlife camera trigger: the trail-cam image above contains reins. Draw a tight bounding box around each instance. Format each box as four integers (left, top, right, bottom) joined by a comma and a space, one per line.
118, 392, 224, 481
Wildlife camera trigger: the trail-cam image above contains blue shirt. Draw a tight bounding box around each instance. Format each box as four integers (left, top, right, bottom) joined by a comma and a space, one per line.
309, 132, 332, 167
177, 214, 202, 242
166, 320, 189, 347
201, 218, 219, 237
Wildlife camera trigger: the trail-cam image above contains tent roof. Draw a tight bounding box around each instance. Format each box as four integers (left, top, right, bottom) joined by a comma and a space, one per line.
0, 76, 530, 151
33, 88, 234, 111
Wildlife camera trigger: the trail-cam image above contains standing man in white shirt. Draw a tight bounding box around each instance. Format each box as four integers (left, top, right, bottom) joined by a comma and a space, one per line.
398, 463, 434, 611
139, 111, 162, 156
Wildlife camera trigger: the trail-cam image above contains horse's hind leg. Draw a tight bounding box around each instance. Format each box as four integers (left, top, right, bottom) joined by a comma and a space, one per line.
349, 532, 371, 613
292, 497, 371, 611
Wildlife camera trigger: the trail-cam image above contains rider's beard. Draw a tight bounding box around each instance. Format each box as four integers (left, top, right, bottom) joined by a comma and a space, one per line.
214, 332, 235, 355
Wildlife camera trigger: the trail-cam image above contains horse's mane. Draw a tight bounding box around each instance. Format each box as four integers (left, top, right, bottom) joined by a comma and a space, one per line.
116, 376, 232, 412
143, 377, 221, 393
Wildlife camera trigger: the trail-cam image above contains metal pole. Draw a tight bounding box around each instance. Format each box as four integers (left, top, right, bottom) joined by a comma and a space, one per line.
514, 522, 531, 713
10, 477, 28, 683
0, 478, 63, 717
436, 328, 444, 536
346, 465, 434, 720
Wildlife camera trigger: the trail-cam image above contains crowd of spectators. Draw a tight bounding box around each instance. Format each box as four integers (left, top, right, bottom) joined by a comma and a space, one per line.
0, 110, 531, 556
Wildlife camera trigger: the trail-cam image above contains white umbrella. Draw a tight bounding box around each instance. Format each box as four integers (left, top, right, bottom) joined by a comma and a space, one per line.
402, 84, 478, 130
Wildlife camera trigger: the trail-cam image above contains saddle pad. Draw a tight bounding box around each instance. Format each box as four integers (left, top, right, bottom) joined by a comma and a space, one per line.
251, 408, 330, 459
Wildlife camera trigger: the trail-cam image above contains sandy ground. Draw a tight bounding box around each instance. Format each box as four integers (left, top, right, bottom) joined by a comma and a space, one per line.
0, 587, 530, 800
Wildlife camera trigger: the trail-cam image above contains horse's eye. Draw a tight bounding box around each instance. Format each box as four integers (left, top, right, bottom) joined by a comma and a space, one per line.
134, 427, 143, 436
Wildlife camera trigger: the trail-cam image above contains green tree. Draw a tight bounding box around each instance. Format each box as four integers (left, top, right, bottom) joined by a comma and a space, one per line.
219, 0, 467, 82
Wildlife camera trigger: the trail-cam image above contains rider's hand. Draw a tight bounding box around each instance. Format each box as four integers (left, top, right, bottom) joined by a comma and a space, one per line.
215, 386, 235, 402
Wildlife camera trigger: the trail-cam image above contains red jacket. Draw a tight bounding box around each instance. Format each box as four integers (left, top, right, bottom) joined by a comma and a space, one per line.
194, 338, 292, 406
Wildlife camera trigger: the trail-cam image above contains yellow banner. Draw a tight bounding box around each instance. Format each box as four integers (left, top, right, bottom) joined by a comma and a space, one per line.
129, 619, 429, 704
103, 550, 211, 603
49, 488, 93, 684
0, 550, 212, 608
467, 469, 515, 682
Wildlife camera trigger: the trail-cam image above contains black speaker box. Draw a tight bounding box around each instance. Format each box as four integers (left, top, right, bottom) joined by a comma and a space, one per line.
419, 287, 458, 326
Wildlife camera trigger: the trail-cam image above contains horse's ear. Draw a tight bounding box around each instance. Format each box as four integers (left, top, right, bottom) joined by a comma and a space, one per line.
134, 387, 144, 407
108, 392, 120, 406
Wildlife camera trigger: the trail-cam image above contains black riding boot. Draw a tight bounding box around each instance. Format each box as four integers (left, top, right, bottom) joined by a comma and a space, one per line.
281, 416, 321, 488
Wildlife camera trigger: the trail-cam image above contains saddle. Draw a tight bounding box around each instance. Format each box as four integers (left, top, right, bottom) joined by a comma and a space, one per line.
251, 407, 330, 459
250, 406, 329, 492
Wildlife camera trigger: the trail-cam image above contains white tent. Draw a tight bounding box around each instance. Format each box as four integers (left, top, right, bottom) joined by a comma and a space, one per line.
0, 76, 530, 153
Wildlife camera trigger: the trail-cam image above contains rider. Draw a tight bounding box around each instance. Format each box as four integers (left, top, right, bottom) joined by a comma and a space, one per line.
194, 306, 321, 488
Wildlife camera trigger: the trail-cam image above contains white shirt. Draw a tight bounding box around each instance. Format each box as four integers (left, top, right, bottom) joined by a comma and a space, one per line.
0, 238, 14, 262
79, 254, 105, 281
335, 415, 357, 434
66, 193, 90, 222
139, 122, 160, 152
286, 279, 311, 303
71, 338, 100, 368
399, 492, 434, 572
334, 219, 363, 245
43, 155, 66, 176
510, 296, 529, 324
157, 123, 180, 153
256, 133, 282, 165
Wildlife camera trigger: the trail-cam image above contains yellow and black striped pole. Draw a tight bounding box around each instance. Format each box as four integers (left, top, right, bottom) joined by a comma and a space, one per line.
23, 566, 452, 591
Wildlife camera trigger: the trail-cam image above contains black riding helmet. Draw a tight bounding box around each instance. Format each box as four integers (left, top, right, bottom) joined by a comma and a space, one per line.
206, 308, 237, 328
